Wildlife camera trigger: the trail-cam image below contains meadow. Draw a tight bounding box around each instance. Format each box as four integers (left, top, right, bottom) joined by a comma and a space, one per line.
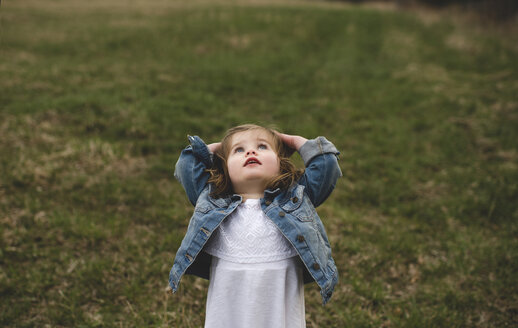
1, 0, 517, 326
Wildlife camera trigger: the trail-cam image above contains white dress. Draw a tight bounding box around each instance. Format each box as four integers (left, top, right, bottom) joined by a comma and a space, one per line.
203, 199, 306, 328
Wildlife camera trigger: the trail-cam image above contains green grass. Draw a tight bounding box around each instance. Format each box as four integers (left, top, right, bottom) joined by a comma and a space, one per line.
1, 0, 517, 326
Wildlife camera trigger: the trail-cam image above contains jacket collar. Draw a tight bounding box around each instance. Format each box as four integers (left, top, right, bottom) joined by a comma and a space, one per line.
207, 184, 241, 207
264, 187, 282, 199
207, 183, 301, 207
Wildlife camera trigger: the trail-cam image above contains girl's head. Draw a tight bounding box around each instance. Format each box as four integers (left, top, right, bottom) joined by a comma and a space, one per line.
208, 124, 303, 198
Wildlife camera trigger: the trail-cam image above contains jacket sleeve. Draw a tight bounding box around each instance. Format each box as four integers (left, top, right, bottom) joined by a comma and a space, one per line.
297, 137, 342, 208
174, 135, 213, 206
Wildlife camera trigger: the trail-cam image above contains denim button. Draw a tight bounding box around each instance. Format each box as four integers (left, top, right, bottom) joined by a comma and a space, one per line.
313, 263, 320, 270
265, 200, 272, 206
292, 197, 299, 203
279, 211, 285, 218
297, 235, 305, 242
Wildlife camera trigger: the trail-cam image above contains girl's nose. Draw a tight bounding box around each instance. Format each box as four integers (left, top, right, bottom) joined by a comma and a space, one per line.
246, 150, 256, 156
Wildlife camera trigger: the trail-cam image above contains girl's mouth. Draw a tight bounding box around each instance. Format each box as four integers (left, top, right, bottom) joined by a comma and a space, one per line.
244, 157, 261, 166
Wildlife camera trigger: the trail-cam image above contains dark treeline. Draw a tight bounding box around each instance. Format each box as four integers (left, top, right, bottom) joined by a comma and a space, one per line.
334, 0, 518, 21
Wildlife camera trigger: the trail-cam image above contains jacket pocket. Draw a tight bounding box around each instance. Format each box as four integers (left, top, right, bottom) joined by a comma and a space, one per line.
281, 195, 315, 222
194, 200, 212, 214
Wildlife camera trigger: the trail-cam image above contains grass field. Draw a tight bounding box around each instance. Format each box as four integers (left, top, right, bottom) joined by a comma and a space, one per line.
1, 0, 517, 326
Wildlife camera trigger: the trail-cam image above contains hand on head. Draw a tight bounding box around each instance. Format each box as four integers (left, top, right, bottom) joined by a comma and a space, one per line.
275, 131, 308, 157
207, 142, 221, 153
208, 131, 307, 157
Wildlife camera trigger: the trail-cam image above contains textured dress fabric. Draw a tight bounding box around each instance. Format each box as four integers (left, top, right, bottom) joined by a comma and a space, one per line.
204, 198, 297, 263
203, 199, 306, 328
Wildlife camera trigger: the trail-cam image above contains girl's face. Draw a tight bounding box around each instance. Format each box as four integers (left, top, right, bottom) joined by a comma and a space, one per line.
226, 129, 280, 195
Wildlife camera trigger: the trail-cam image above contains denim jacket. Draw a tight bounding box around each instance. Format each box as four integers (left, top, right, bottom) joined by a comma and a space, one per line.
169, 135, 342, 304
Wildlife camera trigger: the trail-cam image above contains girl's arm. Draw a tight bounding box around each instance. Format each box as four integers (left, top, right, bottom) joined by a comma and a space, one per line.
278, 132, 342, 207
174, 136, 216, 205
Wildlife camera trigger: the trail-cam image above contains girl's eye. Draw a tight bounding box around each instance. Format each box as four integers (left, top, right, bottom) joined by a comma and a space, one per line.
258, 144, 267, 150
234, 147, 244, 153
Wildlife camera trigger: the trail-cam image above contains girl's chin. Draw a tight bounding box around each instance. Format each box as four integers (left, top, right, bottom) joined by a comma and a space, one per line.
232, 177, 271, 188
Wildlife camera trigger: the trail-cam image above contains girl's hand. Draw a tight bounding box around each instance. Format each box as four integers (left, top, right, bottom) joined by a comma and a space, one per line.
207, 142, 221, 153
276, 132, 308, 154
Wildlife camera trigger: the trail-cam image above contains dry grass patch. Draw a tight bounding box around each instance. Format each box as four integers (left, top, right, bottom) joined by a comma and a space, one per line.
1, 112, 148, 193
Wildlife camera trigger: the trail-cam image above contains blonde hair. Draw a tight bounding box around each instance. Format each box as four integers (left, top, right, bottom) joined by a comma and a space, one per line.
207, 124, 304, 198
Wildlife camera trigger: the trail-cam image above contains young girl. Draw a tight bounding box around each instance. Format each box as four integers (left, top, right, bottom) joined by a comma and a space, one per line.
169, 124, 341, 327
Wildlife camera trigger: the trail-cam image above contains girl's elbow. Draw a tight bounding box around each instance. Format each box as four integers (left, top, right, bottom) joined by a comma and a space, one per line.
324, 156, 342, 188
312, 184, 336, 207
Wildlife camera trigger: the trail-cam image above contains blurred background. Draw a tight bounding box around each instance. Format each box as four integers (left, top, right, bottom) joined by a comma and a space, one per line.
334, 0, 518, 21
1, 0, 517, 326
